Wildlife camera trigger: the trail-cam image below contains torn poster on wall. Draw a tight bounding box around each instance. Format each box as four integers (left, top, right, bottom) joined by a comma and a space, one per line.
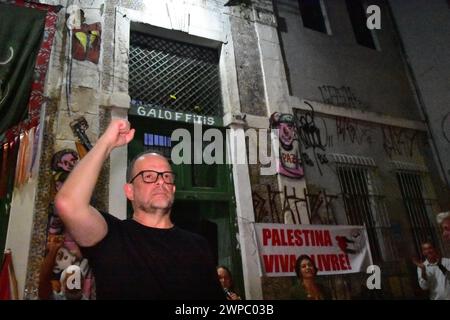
269, 112, 304, 179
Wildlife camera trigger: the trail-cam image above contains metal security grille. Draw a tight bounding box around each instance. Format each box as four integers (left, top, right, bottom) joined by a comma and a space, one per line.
129, 31, 222, 117
396, 171, 439, 256
337, 165, 397, 263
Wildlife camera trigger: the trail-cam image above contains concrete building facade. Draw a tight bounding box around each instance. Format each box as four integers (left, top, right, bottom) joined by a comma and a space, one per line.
1, 0, 448, 299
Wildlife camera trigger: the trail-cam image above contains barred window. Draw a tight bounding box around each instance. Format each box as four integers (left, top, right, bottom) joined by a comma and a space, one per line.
298, 0, 329, 34
345, 0, 376, 49
129, 31, 222, 117
337, 164, 397, 263
396, 170, 439, 256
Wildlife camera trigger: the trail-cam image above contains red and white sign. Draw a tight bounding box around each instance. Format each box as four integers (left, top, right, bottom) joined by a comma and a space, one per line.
254, 223, 373, 276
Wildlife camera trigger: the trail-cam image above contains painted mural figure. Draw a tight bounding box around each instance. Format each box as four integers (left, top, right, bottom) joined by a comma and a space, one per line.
46, 149, 79, 242
52, 149, 78, 173
289, 255, 331, 300
270, 112, 304, 179
39, 236, 92, 300
39, 148, 94, 300
54, 119, 224, 299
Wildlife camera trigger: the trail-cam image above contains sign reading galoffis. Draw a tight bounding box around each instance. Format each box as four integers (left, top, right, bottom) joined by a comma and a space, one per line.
130, 102, 222, 127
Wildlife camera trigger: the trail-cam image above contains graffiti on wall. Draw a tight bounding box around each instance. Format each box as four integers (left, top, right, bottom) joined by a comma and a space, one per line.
318, 85, 365, 109
336, 117, 373, 145
252, 185, 337, 225
39, 148, 94, 300
252, 190, 269, 222
442, 112, 450, 143
252, 184, 305, 224
382, 126, 418, 158
301, 152, 329, 167
70, 116, 92, 156
293, 101, 422, 176
269, 112, 304, 179
294, 102, 332, 175
306, 189, 337, 225
39, 117, 95, 300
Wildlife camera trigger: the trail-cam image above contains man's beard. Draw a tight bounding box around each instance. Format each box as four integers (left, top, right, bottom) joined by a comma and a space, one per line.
138, 198, 173, 213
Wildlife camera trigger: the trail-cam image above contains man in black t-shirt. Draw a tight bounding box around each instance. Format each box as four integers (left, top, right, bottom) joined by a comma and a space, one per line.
55, 118, 225, 300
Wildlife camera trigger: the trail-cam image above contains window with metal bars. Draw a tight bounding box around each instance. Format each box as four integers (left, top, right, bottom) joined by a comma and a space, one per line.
396, 171, 439, 257
345, 0, 376, 49
129, 31, 222, 117
298, 0, 328, 33
337, 165, 396, 263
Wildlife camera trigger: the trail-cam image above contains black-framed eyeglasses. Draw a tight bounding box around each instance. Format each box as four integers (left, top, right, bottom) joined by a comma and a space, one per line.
129, 170, 176, 184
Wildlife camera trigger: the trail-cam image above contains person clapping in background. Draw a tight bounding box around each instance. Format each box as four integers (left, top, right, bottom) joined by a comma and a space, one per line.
412, 241, 450, 300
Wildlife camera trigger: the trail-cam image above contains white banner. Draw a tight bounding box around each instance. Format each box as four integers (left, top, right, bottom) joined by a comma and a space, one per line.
254, 223, 373, 276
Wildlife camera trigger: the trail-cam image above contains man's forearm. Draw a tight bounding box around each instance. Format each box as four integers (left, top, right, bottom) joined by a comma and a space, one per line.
56, 137, 112, 209
53, 119, 133, 246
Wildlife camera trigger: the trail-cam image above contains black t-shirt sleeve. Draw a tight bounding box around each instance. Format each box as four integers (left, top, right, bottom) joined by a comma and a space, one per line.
78, 211, 120, 260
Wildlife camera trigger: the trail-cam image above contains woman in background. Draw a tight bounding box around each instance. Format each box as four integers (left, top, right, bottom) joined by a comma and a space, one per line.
290, 254, 331, 300
216, 265, 242, 300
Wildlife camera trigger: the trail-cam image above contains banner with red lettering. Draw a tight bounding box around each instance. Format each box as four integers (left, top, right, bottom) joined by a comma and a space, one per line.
255, 223, 373, 276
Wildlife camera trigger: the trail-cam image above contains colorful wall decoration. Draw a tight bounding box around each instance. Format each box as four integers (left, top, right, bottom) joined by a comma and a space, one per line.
269, 112, 304, 179
38, 148, 94, 300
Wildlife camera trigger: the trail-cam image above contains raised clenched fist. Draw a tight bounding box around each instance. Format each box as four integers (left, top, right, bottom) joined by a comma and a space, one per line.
100, 118, 135, 150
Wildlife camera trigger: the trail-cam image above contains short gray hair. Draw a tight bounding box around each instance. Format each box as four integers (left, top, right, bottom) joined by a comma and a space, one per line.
437, 211, 450, 225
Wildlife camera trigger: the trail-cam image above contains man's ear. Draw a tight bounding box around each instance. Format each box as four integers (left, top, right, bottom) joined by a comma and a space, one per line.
124, 183, 134, 201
